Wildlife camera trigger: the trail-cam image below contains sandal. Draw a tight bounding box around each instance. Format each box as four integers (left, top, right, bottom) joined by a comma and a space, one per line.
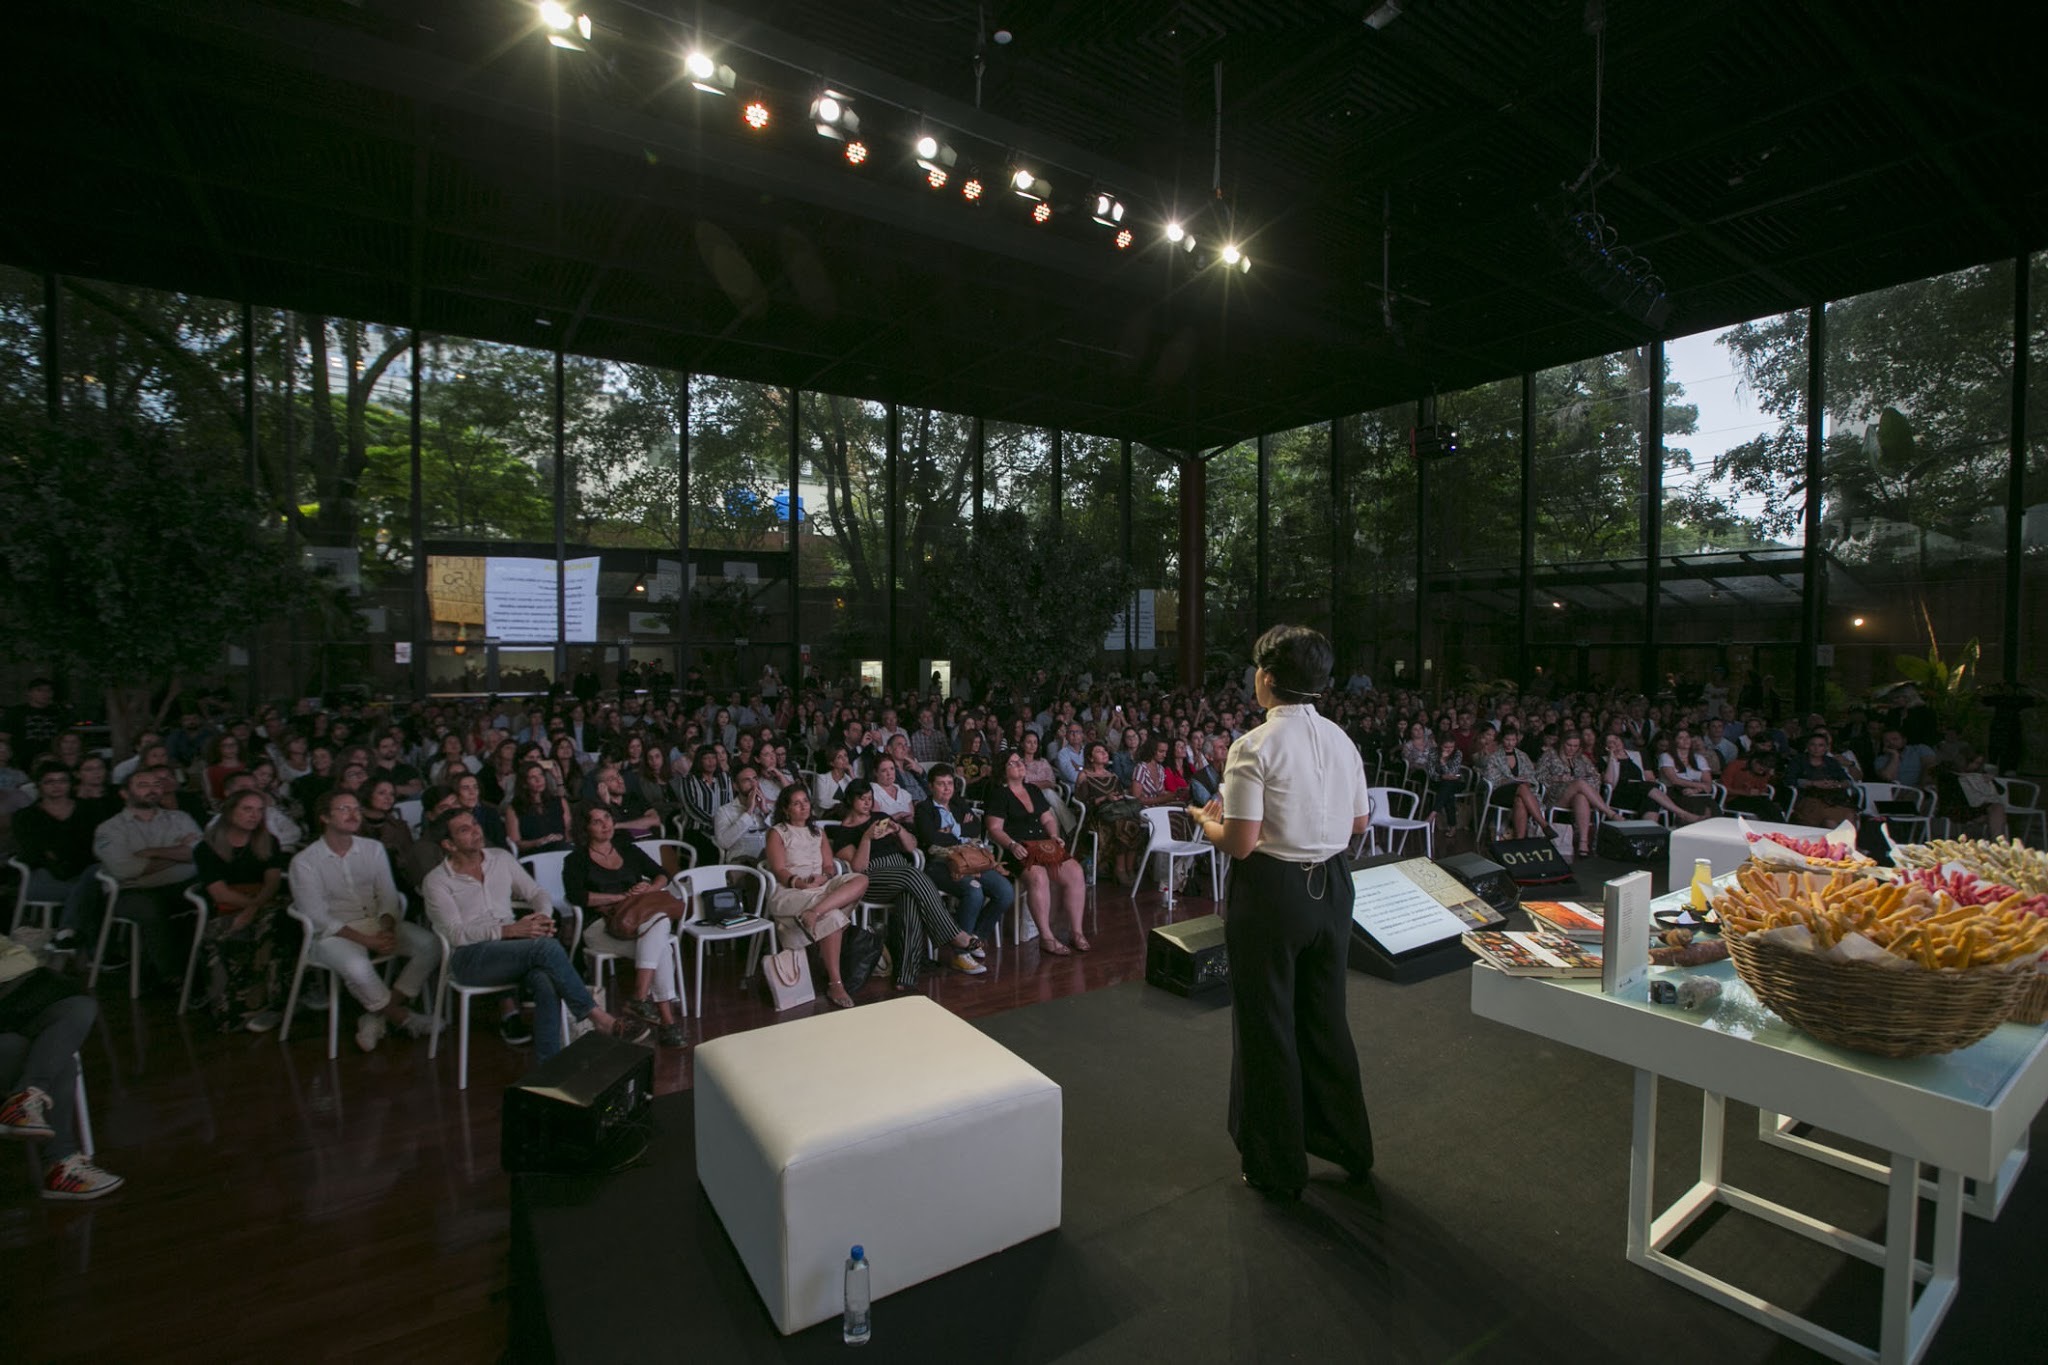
1072, 935, 1093, 952
1042, 939, 1073, 956
825, 980, 856, 1009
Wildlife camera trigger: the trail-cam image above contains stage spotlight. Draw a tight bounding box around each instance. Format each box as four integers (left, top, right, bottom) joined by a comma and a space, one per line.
538, 1, 592, 49
1010, 166, 1048, 201
683, 49, 736, 96
961, 176, 984, 201
1220, 244, 1250, 273
1165, 220, 1197, 253
914, 132, 957, 177
1032, 201, 1053, 224
844, 140, 868, 166
1115, 228, 1133, 249
926, 167, 948, 189
811, 90, 859, 140
743, 99, 770, 130
1091, 191, 1126, 227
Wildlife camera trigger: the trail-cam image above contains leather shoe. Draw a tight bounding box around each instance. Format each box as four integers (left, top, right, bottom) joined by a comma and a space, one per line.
1241, 1173, 1302, 1202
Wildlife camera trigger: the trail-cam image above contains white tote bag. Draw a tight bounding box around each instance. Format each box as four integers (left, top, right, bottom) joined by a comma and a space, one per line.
763, 945, 814, 1011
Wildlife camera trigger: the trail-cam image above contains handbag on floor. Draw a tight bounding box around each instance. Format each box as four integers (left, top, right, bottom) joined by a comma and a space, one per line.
763, 945, 814, 1011
839, 923, 883, 993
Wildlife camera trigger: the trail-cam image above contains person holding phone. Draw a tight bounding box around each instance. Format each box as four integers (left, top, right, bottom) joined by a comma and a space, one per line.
832, 781, 982, 983
1187, 625, 1375, 1201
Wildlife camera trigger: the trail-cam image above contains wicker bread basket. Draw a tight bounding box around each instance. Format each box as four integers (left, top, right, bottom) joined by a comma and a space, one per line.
1724, 931, 2027, 1058
2009, 971, 2048, 1028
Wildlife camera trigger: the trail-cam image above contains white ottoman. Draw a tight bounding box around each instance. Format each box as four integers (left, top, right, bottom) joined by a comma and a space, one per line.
694, 995, 1063, 1334
1668, 815, 1822, 884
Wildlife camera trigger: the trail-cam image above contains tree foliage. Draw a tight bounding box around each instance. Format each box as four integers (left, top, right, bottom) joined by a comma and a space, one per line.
0, 413, 320, 748
930, 508, 1134, 684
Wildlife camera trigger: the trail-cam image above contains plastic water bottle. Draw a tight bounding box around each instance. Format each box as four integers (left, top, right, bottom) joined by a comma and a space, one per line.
843, 1245, 871, 1346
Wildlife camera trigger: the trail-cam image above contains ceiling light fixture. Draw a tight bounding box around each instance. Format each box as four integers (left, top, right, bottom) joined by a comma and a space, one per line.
1219, 243, 1250, 273
844, 140, 869, 166
538, 1, 592, 49
743, 99, 770, 130
1091, 191, 1126, 227
914, 132, 957, 178
926, 167, 948, 189
1165, 220, 1196, 253
1010, 165, 1048, 202
1115, 228, 1133, 249
683, 49, 736, 95
1032, 202, 1053, 224
961, 176, 984, 202
811, 90, 859, 141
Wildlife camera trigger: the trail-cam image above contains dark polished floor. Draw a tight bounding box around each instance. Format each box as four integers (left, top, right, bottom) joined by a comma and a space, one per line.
4, 861, 1244, 1364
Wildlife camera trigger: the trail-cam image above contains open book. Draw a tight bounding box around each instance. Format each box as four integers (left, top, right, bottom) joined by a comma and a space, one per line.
1462, 930, 1604, 978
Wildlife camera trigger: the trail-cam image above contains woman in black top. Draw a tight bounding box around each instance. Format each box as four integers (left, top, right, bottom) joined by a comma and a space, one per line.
984, 751, 1089, 955
563, 807, 684, 1048
13, 764, 102, 943
71, 755, 123, 829
833, 780, 979, 985
506, 762, 571, 854
192, 791, 288, 1032
911, 766, 1012, 969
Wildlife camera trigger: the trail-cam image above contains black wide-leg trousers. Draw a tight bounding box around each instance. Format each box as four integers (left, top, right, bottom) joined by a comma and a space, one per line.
1225, 850, 1375, 1190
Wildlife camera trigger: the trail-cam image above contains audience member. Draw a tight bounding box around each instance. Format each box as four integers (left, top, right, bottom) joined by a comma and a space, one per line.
562, 806, 686, 1048
191, 790, 287, 1033
421, 810, 649, 1059
0, 966, 122, 1200
832, 780, 982, 983
581, 763, 662, 839
1784, 730, 1860, 828
761, 787, 869, 1010
90, 768, 203, 986
985, 752, 1089, 953
13, 765, 102, 948
286, 791, 438, 1052
506, 762, 572, 856
913, 766, 1012, 965
712, 763, 773, 864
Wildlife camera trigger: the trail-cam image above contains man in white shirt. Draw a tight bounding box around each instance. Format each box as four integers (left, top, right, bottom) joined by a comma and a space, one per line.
90, 767, 204, 987
420, 810, 646, 1061
287, 790, 439, 1052
713, 765, 772, 863
1054, 723, 1088, 787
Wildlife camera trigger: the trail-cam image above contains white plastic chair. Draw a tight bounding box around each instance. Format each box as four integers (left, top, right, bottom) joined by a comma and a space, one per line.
675, 864, 774, 1017
1993, 777, 2046, 846
517, 851, 585, 955
1366, 786, 1433, 859
73, 1054, 93, 1158
1861, 782, 1934, 843
8, 857, 63, 934
86, 871, 142, 999
425, 928, 566, 1090
278, 903, 396, 1060
177, 886, 213, 1015
1134, 806, 1222, 908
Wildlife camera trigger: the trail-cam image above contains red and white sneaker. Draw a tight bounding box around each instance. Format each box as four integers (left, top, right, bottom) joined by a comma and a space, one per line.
43, 1154, 125, 1201
0, 1086, 55, 1140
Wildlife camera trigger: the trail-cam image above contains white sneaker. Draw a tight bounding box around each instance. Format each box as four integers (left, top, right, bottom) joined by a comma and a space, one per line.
568, 1016, 595, 1041
244, 1009, 283, 1034
949, 952, 987, 976
398, 1010, 442, 1040
300, 985, 330, 1013
0, 1086, 55, 1140
43, 1153, 124, 1201
355, 1012, 386, 1053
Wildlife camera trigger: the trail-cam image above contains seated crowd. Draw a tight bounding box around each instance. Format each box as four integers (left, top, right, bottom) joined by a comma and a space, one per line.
0, 666, 2035, 1202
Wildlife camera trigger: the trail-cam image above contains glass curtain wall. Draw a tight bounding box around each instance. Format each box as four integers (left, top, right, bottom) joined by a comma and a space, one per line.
0, 266, 42, 417
2025, 255, 2048, 770
1268, 423, 1332, 637
797, 392, 887, 689
1336, 405, 1417, 686
1529, 351, 1649, 691
897, 407, 975, 686
566, 359, 684, 696
254, 310, 415, 697
983, 420, 1051, 527
687, 378, 787, 691
1063, 432, 1125, 668
1820, 264, 2013, 703
417, 336, 557, 694
1205, 441, 1258, 686
1661, 311, 1810, 698
1131, 444, 1181, 681
1427, 380, 1521, 686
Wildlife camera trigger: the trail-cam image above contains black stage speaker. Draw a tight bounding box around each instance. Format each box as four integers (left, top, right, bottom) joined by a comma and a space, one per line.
1440, 853, 1520, 915
502, 1031, 655, 1174
1147, 915, 1231, 997
1490, 837, 1575, 886
1598, 820, 1670, 864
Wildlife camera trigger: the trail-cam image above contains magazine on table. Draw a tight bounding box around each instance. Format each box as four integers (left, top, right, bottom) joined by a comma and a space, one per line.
1520, 900, 1604, 942
1462, 930, 1604, 978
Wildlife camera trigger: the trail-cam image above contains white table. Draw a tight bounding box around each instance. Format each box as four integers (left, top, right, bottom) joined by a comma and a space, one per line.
1470, 919, 2048, 1365
1668, 815, 1821, 885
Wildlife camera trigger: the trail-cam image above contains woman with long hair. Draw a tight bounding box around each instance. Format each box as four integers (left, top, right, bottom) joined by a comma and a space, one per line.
203, 733, 245, 804
549, 734, 585, 804
1076, 741, 1148, 885
480, 738, 520, 807
506, 761, 572, 854
986, 751, 1090, 953
358, 777, 421, 893
1536, 732, 1621, 858
629, 744, 680, 828
193, 790, 287, 1032
762, 786, 870, 1009
563, 806, 686, 1048
810, 745, 857, 820
832, 780, 983, 984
